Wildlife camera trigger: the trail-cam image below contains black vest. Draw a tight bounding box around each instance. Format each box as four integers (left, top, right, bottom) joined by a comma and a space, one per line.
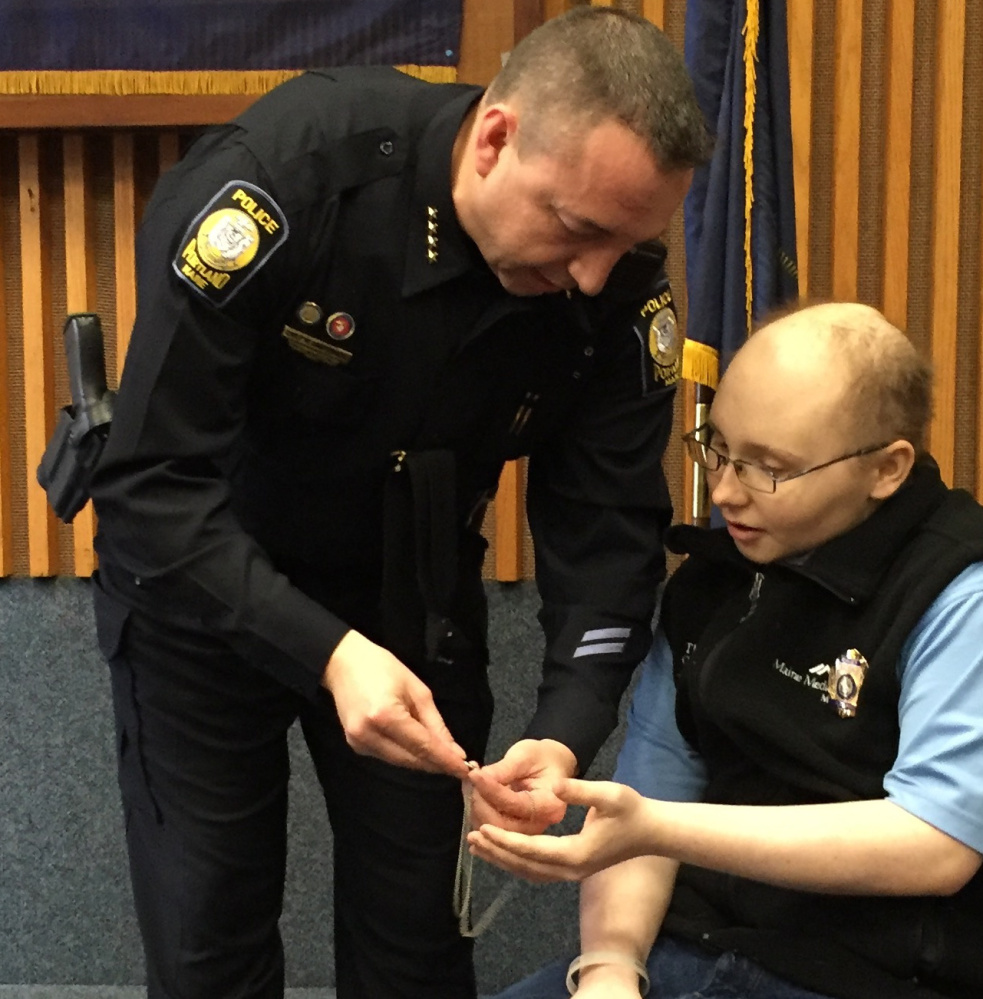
660, 462, 983, 999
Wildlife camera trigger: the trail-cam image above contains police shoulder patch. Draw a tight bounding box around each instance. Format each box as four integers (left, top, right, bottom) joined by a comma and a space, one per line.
172, 180, 288, 306
636, 286, 680, 393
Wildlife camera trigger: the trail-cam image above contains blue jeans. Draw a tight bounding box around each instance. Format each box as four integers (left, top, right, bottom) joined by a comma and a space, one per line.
492, 935, 832, 999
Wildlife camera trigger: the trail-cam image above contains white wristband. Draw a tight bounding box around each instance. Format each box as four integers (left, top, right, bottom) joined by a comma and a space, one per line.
566, 951, 651, 996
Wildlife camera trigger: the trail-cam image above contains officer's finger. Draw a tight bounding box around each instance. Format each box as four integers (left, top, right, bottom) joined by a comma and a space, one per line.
410, 693, 468, 762
345, 721, 455, 774
375, 707, 469, 777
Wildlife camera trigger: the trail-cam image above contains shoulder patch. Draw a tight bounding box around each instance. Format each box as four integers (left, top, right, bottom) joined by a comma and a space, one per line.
636, 288, 680, 393
172, 180, 288, 306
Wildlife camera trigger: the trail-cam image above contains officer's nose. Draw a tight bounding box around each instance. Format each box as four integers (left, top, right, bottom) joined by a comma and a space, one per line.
567, 245, 625, 297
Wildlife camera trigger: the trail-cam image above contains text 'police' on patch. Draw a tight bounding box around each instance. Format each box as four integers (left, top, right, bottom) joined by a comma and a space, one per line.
172, 180, 289, 306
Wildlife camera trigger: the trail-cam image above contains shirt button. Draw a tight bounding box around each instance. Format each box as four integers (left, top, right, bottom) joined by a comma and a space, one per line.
583, 346, 594, 357
572, 371, 581, 379
379, 140, 394, 156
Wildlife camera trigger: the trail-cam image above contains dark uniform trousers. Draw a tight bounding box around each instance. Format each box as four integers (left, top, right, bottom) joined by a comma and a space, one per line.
96, 577, 493, 999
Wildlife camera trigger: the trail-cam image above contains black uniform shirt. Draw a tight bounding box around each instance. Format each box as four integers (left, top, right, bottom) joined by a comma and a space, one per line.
91, 68, 679, 770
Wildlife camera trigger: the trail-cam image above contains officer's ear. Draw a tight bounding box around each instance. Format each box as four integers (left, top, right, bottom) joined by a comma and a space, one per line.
473, 104, 519, 177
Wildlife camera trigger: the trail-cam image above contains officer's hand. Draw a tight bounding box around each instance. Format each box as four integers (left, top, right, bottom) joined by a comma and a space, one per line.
467, 738, 577, 834
322, 630, 469, 777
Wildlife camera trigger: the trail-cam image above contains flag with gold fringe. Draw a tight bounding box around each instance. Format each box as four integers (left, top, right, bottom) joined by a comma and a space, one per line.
682, 0, 798, 389
0, 0, 461, 94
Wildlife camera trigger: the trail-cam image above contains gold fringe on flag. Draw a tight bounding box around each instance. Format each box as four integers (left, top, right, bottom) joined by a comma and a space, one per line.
0, 65, 455, 97
682, 337, 720, 390
741, 0, 759, 339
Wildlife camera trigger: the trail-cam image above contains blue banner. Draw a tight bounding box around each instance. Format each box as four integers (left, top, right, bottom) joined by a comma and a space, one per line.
682, 0, 798, 389
0, 0, 461, 71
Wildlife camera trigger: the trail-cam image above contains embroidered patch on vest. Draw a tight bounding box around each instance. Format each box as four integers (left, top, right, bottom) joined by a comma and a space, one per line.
172, 180, 288, 306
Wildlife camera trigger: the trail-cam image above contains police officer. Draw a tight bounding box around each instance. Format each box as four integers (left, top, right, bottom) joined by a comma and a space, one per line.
89, 8, 711, 999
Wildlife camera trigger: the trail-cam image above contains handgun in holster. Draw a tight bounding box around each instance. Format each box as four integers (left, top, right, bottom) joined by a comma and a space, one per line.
36, 313, 116, 523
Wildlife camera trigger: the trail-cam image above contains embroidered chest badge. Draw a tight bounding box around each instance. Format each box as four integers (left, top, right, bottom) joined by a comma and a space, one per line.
827, 648, 870, 718
172, 180, 288, 306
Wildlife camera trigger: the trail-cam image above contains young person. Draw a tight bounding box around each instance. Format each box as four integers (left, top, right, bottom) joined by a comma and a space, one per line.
471, 303, 983, 999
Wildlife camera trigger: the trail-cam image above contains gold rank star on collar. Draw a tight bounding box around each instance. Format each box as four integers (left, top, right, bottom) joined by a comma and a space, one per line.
426, 205, 439, 264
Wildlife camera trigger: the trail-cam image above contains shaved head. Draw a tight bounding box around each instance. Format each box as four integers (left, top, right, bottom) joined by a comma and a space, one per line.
708, 303, 929, 561
729, 303, 933, 455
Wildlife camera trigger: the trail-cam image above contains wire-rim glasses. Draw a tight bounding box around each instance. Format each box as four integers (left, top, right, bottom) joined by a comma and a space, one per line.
682, 424, 892, 494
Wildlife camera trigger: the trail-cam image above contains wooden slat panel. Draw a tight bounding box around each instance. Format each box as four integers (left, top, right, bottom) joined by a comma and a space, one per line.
494, 460, 525, 581
831, 0, 862, 300
63, 133, 98, 576
681, 378, 695, 524
458, 0, 515, 86
514, 0, 545, 42
929, 0, 964, 484
0, 148, 10, 576
881, 1, 915, 330
158, 132, 181, 176
787, 0, 813, 300
642, 0, 667, 28
113, 132, 137, 381
19, 133, 57, 576
543, 0, 571, 19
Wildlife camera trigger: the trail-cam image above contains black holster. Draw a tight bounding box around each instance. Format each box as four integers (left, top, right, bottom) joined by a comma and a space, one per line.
37, 313, 116, 523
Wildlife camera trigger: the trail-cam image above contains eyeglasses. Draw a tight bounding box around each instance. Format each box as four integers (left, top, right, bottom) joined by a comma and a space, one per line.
682, 424, 892, 494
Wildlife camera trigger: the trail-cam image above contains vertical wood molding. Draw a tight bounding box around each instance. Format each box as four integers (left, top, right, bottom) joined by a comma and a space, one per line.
881, 1, 915, 330
19, 133, 57, 576
513, 0, 544, 42
929, 0, 964, 484
543, 0, 572, 18
831, 0, 862, 300
494, 459, 525, 581
63, 133, 98, 576
787, 0, 813, 300
113, 132, 137, 382
682, 378, 696, 524
0, 150, 10, 576
641, 0, 667, 28
457, 0, 515, 85
158, 131, 181, 176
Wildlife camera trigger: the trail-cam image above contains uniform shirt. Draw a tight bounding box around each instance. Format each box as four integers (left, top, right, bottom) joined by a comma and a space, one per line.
91, 68, 680, 770
616, 560, 983, 853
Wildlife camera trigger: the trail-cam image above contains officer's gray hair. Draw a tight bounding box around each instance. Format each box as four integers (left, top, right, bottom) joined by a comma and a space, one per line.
485, 7, 713, 172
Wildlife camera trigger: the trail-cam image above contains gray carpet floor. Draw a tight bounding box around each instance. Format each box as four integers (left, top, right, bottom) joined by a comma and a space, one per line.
2, 578, 632, 993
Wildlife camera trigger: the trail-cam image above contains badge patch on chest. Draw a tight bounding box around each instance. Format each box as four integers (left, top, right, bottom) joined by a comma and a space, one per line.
172, 180, 288, 306
827, 648, 869, 718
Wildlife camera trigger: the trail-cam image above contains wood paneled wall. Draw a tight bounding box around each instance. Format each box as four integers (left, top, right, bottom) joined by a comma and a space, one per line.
2, 0, 981, 577
788, 0, 983, 497
1, 131, 186, 576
